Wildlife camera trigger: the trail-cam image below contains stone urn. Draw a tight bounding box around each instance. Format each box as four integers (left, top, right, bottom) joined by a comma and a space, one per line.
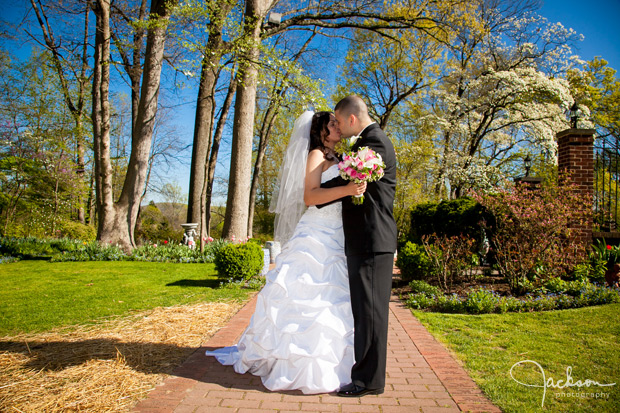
181, 223, 199, 249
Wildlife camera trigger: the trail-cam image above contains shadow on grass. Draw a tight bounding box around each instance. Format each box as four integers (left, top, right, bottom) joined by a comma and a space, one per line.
166, 279, 220, 288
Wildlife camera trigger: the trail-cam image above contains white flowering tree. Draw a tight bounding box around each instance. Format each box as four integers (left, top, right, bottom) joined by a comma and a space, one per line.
425, 7, 582, 197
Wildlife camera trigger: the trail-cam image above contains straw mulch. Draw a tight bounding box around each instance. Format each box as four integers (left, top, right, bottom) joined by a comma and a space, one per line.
0, 300, 247, 412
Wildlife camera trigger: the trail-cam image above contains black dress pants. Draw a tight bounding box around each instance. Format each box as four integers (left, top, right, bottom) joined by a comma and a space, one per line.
346, 252, 394, 389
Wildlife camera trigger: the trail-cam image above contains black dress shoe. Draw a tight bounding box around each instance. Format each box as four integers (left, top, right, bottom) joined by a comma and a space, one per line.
337, 383, 384, 397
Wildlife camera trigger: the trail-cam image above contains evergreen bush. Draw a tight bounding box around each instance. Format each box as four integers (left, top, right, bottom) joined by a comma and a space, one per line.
396, 241, 435, 282
214, 242, 264, 281
408, 197, 488, 244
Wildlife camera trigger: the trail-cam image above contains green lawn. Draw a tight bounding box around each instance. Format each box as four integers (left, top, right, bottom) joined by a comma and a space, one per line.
0, 261, 252, 335
413, 304, 620, 413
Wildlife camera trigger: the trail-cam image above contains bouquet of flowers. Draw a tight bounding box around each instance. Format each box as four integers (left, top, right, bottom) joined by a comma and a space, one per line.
338, 146, 385, 205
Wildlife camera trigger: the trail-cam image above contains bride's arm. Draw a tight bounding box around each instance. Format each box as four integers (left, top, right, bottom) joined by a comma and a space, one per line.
304, 149, 365, 207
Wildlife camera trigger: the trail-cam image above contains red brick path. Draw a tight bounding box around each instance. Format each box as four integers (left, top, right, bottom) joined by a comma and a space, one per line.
133, 294, 500, 413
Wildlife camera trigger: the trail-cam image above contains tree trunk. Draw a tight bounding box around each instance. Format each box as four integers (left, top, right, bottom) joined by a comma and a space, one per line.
187, 0, 234, 227
76, 6, 90, 224
93, 0, 174, 251
203, 74, 237, 245
222, 0, 274, 239
187, 62, 218, 225
92, 0, 116, 245
131, 0, 148, 131
116, 0, 173, 248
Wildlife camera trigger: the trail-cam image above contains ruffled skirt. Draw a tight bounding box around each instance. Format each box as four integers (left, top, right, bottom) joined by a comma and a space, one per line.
205, 206, 354, 394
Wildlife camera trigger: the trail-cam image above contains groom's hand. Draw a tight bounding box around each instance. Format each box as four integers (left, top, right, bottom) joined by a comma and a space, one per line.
316, 176, 348, 209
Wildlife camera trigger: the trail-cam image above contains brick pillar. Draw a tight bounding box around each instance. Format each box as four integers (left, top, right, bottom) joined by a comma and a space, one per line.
556, 128, 595, 246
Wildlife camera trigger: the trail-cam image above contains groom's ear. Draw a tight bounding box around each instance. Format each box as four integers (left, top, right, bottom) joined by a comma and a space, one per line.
348, 114, 357, 128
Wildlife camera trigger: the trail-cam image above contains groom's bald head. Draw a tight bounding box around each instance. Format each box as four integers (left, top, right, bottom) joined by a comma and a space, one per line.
335, 95, 369, 120
334, 95, 372, 137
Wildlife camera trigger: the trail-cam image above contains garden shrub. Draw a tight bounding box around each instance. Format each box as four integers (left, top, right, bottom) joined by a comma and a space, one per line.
408, 197, 488, 244
215, 242, 264, 281
56, 220, 96, 241
565, 280, 589, 296
573, 260, 606, 283
434, 294, 464, 313
520, 296, 558, 312
51, 241, 126, 262
131, 243, 207, 263
422, 234, 476, 293
542, 277, 569, 294
574, 283, 620, 307
396, 242, 435, 282
408, 280, 442, 296
406, 283, 619, 314
1, 235, 235, 264
463, 288, 498, 314
497, 296, 524, 313
473, 178, 591, 294
406, 293, 436, 310
1, 236, 58, 257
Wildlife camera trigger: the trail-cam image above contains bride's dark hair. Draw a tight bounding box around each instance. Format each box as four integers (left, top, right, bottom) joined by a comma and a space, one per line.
309, 111, 335, 159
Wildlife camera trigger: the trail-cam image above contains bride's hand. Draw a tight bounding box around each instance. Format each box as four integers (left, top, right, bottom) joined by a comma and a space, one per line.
346, 181, 367, 196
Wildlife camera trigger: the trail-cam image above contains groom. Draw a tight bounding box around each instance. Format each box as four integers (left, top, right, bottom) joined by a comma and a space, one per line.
321, 95, 397, 397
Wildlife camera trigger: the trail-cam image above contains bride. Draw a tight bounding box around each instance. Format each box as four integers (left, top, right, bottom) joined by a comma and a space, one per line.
205, 111, 366, 394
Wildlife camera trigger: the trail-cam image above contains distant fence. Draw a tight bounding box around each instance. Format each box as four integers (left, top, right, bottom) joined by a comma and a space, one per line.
594, 135, 620, 233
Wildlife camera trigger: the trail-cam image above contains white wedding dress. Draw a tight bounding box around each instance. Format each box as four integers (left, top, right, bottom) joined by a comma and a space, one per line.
205, 165, 354, 394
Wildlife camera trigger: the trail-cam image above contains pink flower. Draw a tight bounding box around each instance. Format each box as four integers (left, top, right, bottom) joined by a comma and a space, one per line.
153, 244, 157, 248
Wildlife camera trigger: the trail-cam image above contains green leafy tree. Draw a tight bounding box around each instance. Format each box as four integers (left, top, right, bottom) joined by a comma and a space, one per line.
568, 57, 620, 139
0, 50, 86, 236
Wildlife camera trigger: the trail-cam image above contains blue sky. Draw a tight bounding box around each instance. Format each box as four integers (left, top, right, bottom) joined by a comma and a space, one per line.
539, 0, 620, 69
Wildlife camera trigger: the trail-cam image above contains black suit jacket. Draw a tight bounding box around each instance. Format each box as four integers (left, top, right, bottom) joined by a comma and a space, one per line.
321, 123, 397, 255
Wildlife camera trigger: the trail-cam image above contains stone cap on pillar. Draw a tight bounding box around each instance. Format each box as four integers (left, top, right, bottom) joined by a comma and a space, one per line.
556, 128, 596, 141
